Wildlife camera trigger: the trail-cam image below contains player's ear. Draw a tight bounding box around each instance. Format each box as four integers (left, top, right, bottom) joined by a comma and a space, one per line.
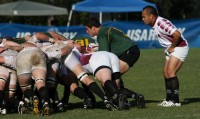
151, 15, 154, 20
92, 27, 95, 30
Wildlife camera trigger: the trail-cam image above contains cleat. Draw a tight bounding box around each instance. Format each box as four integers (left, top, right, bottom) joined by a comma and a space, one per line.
157, 100, 169, 106
83, 98, 92, 109
33, 96, 40, 115
24, 98, 33, 112
174, 103, 181, 106
0, 108, 7, 115
57, 102, 64, 112
18, 101, 27, 114
52, 101, 64, 112
124, 101, 132, 108
136, 94, 145, 108
104, 99, 118, 110
158, 100, 181, 107
41, 102, 50, 116
118, 94, 128, 110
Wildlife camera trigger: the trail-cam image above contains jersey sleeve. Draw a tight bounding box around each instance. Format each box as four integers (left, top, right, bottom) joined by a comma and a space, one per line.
158, 18, 177, 35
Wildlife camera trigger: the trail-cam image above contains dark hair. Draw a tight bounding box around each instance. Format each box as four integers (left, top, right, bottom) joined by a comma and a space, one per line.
4, 36, 14, 40
143, 5, 158, 16
85, 17, 101, 28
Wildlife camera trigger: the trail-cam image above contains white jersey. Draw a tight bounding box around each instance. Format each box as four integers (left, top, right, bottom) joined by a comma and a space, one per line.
41, 44, 63, 61
27, 34, 53, 48
0, 39, 18, 69
0, 49, 18, 69
152, 16, 188, 48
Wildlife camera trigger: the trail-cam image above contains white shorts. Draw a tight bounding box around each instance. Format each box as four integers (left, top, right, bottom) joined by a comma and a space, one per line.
63, 51, 81, 71
16, 47, 47, 76
165, 46, 189, 62
0, 65, 17, 86
89, 51, 120, 75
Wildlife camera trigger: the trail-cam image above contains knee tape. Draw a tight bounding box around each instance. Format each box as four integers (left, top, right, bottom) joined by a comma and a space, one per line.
0, 78, 6, 83
77, 72, 88, 81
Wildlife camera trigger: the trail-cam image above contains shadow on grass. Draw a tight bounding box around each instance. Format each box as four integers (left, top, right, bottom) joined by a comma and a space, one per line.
182, 98, 200, 105
143, 100, 160, 104
66, 101, 107, 110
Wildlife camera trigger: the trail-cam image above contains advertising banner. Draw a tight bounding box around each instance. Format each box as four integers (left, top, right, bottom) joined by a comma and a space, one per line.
0, 19, 200, 49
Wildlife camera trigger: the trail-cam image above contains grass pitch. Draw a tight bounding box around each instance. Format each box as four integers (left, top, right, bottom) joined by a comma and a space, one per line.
2, 48, 200, 119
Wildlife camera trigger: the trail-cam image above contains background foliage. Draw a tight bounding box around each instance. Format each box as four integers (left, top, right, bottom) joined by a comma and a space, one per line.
0, 0, 200, 26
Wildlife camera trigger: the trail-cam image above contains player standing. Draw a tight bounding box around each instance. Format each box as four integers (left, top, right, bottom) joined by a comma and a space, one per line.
142, 5, 189, 107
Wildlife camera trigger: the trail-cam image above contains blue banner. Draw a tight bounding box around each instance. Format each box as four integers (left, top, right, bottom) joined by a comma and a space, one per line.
0, 19, 200, 49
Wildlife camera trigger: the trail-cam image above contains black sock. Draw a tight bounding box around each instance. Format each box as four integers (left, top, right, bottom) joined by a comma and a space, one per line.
88, 82, 106, 100
0, 90, 4, 107
38, 86, 49, 105
23, 89, 34, 101
81, 83, 96, 105
16, 85, 23, 100
170, 77, 179, 103
119, 88, 137, 99
48, 87, 60, 102
6, 97, 20, 108
61, 84, 70, 104
119, 78, 125, 89
104, 80, 118, 97
73, 87, 88, 100
165, 78, 172, 101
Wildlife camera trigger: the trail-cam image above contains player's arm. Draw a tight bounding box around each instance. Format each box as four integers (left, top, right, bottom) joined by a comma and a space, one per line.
48, 31, 70, 41
3, 40, 23, 52
168, 30, 181, 53
34, 32, 55, 43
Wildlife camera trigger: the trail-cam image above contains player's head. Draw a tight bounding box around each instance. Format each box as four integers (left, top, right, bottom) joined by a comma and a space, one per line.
143, 5, 158, 16
85, 43, 99, 53
85, 17, 101, 28
85, 18, 101, 37
142, 5, 158, 26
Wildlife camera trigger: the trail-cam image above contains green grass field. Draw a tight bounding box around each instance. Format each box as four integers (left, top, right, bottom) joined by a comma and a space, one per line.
2, 48, 200, 119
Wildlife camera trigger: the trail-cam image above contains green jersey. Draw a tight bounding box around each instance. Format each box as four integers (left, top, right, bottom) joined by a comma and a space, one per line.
97, 26, 136, 57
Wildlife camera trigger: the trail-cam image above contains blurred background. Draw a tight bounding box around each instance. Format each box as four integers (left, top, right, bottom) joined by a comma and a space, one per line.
0, 0, 200, 26
0, 0, 200, 49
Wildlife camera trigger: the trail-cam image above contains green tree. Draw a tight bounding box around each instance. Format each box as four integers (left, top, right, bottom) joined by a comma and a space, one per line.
0, 0, 200, 25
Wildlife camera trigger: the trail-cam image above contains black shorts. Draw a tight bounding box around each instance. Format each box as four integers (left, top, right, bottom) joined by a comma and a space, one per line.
119, 45, 140, 67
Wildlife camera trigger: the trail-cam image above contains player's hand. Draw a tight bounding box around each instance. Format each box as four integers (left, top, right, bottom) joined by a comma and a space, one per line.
0, 47, 6, 53
164, 47, 174, 56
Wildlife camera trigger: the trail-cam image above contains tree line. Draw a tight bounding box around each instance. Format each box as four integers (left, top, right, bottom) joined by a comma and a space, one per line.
0, 0, 199, 26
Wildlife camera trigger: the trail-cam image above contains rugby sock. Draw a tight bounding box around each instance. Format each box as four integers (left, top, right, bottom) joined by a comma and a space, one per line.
170, 77, 179, 103
38, 86, 49, 105
104, 80, 118, 97
119, 88, 137, 99
119, 78, 125, 89
0, 90, 4, 107
61, 84, 70, 105
88, 82, 106, 100
6, 97, 20, 108
81, 82, 96, 103
74, 87, 89, 100
16, 85, 23, 100
165, 78, 172, 101
48, 87, 60, 102
24, 89, 34, 101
